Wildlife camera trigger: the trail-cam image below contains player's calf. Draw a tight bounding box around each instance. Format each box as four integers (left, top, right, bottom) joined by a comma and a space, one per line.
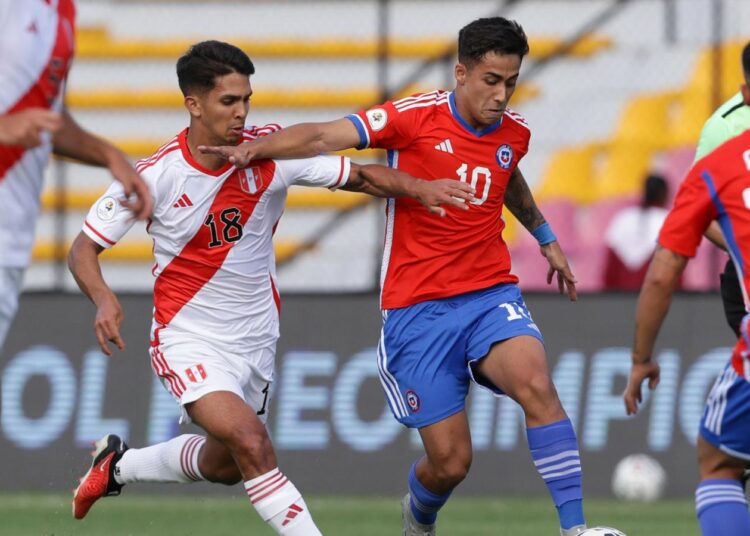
526, 418, 586, 534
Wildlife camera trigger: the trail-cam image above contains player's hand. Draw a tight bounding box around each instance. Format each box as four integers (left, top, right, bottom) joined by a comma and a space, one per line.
624, 361, 661, 415
198, 141, 257, 168
107, 151, 154, 220
0, 108, 63, 148
413, 179, 476, 217
540, 241, 577, 301
94, 292, 125, 356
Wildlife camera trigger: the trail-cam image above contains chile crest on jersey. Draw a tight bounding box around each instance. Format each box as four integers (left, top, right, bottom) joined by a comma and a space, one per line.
496, 144, 514, 170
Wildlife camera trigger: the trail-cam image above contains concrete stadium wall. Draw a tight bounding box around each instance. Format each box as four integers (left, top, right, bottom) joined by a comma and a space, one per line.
0, 291, 735, 496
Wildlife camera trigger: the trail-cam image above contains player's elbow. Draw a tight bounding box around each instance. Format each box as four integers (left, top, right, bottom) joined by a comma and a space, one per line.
67, 233, 103, 274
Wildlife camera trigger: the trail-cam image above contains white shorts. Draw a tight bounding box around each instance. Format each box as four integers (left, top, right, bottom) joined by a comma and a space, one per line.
150, 327, 275, 425
0, 267, 24, 351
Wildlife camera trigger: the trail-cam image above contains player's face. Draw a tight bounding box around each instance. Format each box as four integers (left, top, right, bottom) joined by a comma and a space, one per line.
189, 72, 252, 145
455, 51, 522, 129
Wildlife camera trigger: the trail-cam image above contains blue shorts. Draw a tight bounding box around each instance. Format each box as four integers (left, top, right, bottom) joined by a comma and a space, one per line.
377, 284, 544, 428
700, 362, 750, 461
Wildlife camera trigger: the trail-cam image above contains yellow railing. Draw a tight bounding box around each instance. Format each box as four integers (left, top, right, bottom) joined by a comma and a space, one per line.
41, 188, 370, 212
66, 85, 540, 110
33, 239, 305, 264
76, 27, 613, 61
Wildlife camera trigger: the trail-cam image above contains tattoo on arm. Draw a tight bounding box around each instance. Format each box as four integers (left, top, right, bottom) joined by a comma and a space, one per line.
504, 168, 546, 231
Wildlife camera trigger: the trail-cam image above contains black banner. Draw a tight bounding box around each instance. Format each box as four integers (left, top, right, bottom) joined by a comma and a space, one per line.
0, 292, 733, 496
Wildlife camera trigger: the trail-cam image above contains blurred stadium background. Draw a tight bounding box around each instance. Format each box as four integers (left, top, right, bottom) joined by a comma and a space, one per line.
3, 0, 750, 534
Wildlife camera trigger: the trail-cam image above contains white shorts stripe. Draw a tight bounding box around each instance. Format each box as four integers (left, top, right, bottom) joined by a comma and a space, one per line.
705, 368, 736, 435
377, 332, 408, 418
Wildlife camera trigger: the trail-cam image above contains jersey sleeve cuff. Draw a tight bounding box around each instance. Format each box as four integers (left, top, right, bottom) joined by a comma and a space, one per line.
83, 220, 116, 249
329, 156, 351, 190
345, 114, 370, 150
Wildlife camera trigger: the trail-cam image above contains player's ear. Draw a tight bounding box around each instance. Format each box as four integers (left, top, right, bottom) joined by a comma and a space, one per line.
184, 95, 201, 118
742, 83, 750, 106
455, 63, 467, 86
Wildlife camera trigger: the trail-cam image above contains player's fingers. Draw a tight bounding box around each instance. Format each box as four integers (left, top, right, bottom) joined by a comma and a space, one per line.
428, 205, 446, 218
566, 279, 578, 301
111, 332, 125, 352
443, 196, 469, 210
649, 375, 660, 390
196, 145, 227, 156
446, 187, 474, 202
94, 324, 112, 356
26, 129, 43, 148
101, 321, 124, 351
128, 180, 154, 220
33, 110, 63, 132
546, 265, 554, 285
451, 181, 476, 195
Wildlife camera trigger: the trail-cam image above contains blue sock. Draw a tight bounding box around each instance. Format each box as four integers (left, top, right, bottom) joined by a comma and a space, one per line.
526, 418, 585, 530
408, 462, 452, 525
696, 479, 750, 536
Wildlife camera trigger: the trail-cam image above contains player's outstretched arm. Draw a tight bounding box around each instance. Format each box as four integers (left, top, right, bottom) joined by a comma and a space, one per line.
504, 167, 578, 300
198, 118, 361, 167
68, 233, 126, 357
624, 245, 687, 415
343, 163, 476, 217
0, 108, 63, 148
52, 111, 153, 220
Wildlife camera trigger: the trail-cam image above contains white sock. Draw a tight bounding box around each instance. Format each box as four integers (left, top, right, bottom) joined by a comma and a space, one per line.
244, 468, 321, 535
114, 434, 205, 485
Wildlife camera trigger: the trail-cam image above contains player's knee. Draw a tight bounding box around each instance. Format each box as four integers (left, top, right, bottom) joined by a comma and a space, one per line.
436, 459, 471, 487
515, 373, 558, 407
431, 449, 472, 486
226, 428, 273, 465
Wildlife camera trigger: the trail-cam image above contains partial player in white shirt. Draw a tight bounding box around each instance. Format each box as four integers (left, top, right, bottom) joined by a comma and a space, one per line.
68, 40, 473, 535
0, 0, 152, 350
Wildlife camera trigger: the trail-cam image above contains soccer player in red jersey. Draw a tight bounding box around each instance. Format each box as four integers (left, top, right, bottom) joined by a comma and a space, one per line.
0, 0, 152, 351
69, 41, 471, 535
625, 129, 750, 535
201, 18, 590, 536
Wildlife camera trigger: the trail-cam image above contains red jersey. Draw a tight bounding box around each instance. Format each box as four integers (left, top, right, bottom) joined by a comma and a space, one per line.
347, 90, 531, 309
659, 129, 750, 379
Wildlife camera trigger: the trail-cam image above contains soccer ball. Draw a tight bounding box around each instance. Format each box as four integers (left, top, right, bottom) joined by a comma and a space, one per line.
611, 453, 666, 501
579, 529, 627, 536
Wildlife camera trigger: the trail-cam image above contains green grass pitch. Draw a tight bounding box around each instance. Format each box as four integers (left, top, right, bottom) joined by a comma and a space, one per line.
0, 493, 698, 535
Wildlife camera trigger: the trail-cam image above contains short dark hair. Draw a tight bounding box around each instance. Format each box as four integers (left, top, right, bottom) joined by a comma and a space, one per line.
176, 40, 255, 96
458, 17, 529, 67
643, 174, 668, 207
743, 41, 750, 77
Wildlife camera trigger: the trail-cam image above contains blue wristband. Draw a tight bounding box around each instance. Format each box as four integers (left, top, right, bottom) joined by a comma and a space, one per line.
531, 222, 557, 245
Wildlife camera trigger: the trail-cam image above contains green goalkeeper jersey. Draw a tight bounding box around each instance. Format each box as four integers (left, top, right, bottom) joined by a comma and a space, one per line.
694, 92, 750, 161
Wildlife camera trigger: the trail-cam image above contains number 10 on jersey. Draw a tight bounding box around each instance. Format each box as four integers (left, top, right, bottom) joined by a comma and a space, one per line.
456, 163, 491, 205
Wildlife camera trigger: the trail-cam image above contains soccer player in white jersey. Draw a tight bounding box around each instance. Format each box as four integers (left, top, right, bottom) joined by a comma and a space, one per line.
0, 0, 152, 351
68, 41, 472, 535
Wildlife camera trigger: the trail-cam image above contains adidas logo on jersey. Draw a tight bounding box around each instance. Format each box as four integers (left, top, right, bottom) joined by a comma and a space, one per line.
434, 139, 454, 154
173, 193, 193, 208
